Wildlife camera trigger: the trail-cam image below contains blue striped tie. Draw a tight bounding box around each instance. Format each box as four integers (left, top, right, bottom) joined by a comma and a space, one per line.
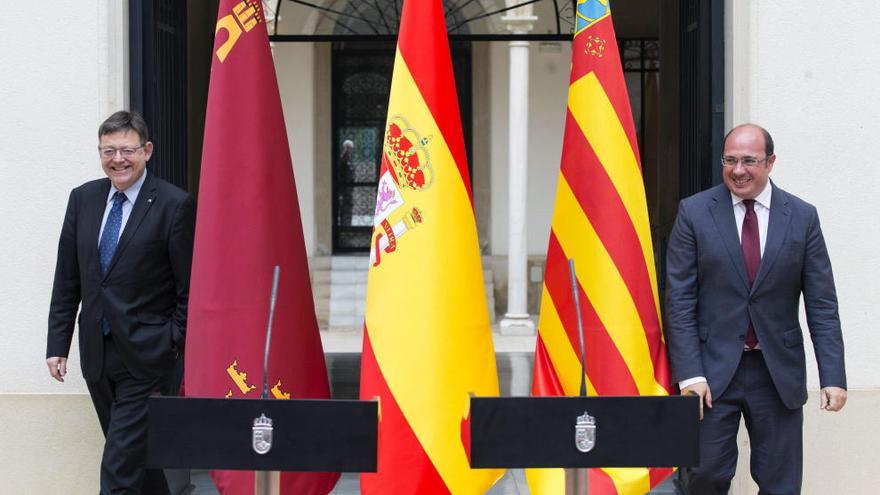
99, 192, 126, 334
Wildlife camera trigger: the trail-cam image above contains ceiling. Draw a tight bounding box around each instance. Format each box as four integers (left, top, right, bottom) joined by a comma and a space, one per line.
267, 0, 578, 40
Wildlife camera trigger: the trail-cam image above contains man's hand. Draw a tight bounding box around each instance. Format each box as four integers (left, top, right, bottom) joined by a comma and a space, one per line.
47, 357, 67, 383
682, 381, 713, 420
820, 386, 847, 411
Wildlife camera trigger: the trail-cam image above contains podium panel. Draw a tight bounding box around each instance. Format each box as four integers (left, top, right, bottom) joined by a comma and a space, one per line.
470, 396, 699, 468
147, 397, 377, 472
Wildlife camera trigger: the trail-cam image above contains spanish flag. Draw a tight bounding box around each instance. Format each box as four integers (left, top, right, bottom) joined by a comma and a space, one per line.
185, 1, 337, 493
528, 1, 673, 493
359, 0, 504, 493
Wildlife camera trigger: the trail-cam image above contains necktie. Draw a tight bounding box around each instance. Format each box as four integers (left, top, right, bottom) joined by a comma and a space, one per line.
99, 192, 126, 334
742, 199, 760, 348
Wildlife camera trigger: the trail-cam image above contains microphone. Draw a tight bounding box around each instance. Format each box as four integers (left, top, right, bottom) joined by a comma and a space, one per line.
261, 265, 281, 400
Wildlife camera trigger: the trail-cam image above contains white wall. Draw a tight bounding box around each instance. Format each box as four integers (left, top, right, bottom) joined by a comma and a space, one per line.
0, 1, 126, 395
726, 0, 880, 391
0, 1, 124, 491
723, 2, 880, 492
490, 41, 571, 255
274, 42, 317, 256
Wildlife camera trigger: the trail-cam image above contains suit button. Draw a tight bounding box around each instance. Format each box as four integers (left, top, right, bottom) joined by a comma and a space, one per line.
738, 335, 746, 341
101, 282, 107, 288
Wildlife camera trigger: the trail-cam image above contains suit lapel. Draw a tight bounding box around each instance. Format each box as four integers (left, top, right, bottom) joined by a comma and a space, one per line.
103, 174, 157, 279
752, 185, 792, 292
708, 185, 751, 290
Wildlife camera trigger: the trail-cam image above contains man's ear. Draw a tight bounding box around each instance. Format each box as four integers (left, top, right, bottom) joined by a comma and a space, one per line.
143, 141, 154, 161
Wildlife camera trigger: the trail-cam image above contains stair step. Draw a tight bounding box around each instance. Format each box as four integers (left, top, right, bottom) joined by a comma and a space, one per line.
312, 256, 496, 331
330, 270, 369, 284
330, 284, 368, 300
330, 256, 371, 270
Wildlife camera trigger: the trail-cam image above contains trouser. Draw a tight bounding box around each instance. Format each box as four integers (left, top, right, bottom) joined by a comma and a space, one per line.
687, 350, 803, 495
86, 336, 172, 495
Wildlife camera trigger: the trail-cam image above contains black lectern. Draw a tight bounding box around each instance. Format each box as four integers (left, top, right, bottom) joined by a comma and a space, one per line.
146, 397, 377, 472
470, 396, 699, 469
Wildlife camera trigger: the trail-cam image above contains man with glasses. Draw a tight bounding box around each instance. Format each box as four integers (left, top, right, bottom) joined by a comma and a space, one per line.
47, 111, 194, 494
665, 124, 847, 494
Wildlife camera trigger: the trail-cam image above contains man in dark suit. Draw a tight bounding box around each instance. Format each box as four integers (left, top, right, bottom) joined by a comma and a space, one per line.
665, 124, 846, 494
47, 111, 195, 494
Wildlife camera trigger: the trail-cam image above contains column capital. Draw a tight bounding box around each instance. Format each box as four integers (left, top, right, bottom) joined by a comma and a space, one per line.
501, 2, 538, 35
501, 14, 538, 35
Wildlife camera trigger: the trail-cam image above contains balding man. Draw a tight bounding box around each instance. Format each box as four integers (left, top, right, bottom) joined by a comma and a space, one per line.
665, 124, 847, 494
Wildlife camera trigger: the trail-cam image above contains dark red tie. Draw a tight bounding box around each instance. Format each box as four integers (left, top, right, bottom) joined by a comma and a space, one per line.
742, 199, 760, 349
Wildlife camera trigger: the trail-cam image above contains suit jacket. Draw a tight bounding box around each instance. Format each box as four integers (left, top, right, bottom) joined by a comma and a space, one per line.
665, 182, 846, 410
47, 172, 195, 382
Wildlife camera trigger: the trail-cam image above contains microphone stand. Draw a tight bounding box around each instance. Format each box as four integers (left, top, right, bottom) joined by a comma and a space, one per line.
568, 258, 588, 398
256, 266, 281, 495
565, 259, 589, 495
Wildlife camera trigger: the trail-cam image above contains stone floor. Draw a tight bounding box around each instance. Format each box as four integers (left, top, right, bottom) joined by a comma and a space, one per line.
187, 469, 678, 494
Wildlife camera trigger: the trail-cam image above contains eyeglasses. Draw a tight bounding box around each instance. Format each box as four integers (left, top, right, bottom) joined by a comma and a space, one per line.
99, 146, 144, 159
721, 156, 768, 167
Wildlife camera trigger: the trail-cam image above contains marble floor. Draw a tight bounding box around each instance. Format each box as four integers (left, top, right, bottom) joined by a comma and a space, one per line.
184, 469, 678, 494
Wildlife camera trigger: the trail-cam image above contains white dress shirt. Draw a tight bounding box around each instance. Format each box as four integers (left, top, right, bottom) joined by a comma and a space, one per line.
678, 182, 772, 390
98, 170, 147, 246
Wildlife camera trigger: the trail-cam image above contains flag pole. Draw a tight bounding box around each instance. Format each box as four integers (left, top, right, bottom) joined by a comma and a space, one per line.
255, 471, 280, 495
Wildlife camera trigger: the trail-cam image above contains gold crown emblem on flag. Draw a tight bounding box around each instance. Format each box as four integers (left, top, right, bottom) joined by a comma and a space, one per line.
384, 116, 434, 191
584, 35, 606, 57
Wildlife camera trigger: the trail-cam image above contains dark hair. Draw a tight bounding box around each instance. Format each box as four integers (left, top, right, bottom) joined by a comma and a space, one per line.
723, 124, 774, 156
98, 111, 149, 144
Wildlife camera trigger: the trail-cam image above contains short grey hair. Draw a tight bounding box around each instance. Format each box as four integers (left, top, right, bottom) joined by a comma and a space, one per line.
98, 111, 150, 144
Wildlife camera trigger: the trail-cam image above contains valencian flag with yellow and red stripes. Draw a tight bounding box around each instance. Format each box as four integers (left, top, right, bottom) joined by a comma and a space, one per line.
359, 0, 504, 493
527, 1, 674, 494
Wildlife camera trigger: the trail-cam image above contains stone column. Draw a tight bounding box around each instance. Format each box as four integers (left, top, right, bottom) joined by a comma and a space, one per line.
499, 5, 537, 335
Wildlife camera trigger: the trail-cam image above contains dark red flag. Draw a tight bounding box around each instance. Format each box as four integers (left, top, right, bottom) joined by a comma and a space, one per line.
184, 1, 338, 493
